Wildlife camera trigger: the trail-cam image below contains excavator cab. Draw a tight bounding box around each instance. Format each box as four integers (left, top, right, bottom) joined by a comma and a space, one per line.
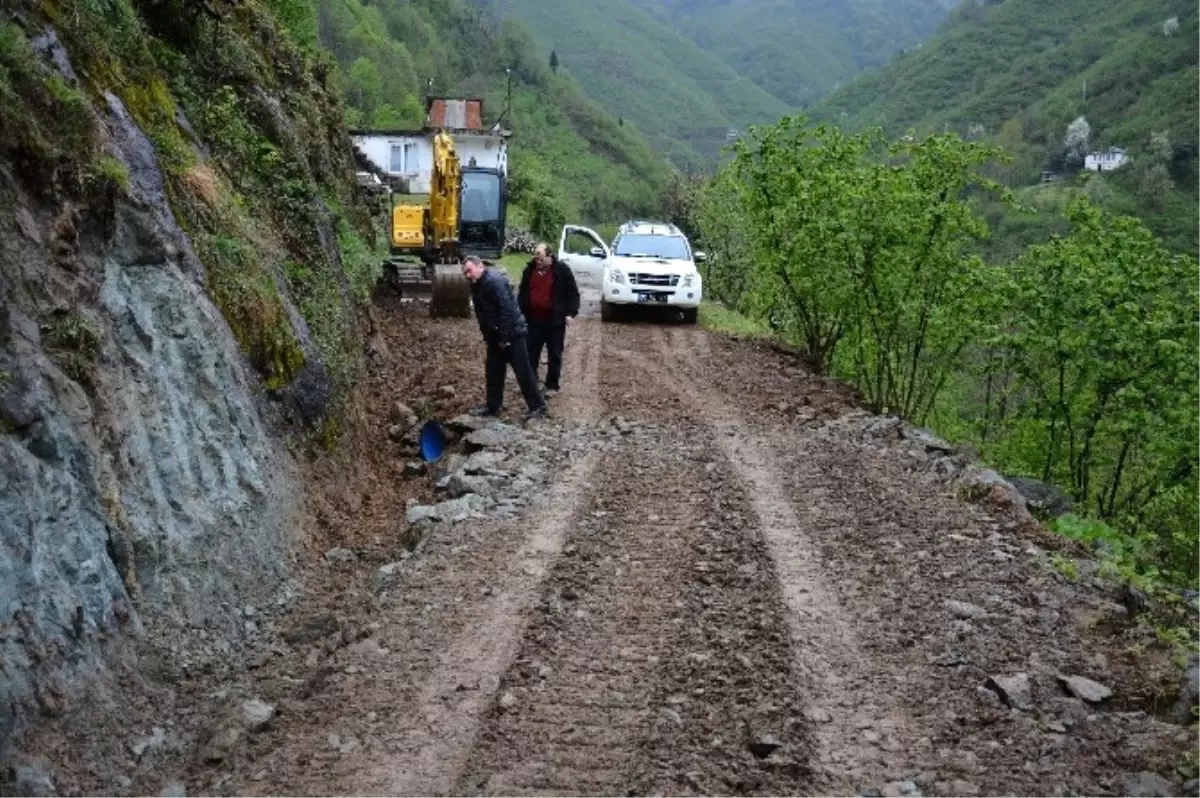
458, 167, 507, 261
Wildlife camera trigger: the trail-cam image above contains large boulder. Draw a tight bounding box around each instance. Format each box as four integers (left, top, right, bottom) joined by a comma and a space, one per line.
1006, 476, 1073, 518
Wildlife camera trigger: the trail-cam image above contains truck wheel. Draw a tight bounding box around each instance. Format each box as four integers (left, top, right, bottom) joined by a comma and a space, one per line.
601, 299, 616, 322
681, 308, 698, 324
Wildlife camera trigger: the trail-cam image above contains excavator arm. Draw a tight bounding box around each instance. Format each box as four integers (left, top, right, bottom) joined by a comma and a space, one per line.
427, 131, 461, 258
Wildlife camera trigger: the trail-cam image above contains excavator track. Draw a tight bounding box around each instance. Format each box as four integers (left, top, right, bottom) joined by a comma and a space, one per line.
384, 257, 432, 299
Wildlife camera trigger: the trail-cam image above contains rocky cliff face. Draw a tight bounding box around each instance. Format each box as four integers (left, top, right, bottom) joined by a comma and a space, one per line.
1, 0, 373, 749
0, 82, 306, 752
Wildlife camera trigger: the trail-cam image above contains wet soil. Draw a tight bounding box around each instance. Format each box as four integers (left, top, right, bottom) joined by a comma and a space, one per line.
10, 289, 1194, 798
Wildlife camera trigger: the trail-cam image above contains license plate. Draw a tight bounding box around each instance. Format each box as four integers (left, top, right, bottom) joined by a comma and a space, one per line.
637, 293, 666, 304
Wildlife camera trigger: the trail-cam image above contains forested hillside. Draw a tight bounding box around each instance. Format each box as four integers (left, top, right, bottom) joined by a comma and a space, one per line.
475, 0, 791, 168
810, 0, 1199, 253
630, 0, 955, 107
319, 0, 672, 230
317, 0, 671, 230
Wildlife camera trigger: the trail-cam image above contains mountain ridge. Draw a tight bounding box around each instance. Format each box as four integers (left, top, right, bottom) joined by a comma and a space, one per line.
629, 0, 956, 108
480, 0, 793, 168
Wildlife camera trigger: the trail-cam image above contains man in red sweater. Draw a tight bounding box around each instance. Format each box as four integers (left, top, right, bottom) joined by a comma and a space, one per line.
517, 244, 581, 394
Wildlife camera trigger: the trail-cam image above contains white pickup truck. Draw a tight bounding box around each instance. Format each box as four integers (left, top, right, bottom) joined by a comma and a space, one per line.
557, 221, 705, 323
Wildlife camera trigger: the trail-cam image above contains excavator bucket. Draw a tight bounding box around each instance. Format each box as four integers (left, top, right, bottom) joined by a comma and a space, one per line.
414, 130, 471, 318
429, 263, 472, 317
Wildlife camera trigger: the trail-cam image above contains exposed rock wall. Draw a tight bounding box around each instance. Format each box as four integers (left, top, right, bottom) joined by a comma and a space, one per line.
0, 58, 308, 751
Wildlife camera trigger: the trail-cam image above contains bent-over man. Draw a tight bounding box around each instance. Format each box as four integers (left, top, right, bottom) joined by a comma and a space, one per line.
517, 244, 580, 394
461, 256, 547, 421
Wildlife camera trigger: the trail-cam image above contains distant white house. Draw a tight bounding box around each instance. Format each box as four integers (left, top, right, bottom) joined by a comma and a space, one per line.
1084, 147, 1129, 172
350, 98, 510, 193
351, 130, 509, 193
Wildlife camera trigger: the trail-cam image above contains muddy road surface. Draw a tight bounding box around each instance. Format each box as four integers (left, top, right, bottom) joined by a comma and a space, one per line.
16, 287, 1195, 797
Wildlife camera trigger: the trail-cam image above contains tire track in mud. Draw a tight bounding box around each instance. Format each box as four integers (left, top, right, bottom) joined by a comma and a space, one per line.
457, 434, 703, 796
348, 320, 605, 796
457, 420, 813, 796
636, 325, 916, 792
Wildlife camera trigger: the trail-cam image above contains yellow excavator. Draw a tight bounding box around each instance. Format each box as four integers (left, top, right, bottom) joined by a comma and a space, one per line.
386, 131, 508, 317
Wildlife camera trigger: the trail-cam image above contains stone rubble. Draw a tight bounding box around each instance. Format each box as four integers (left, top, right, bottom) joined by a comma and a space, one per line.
1058, 674, 1113, 704
400, 416, 645, 544
984, 673, 1034, 711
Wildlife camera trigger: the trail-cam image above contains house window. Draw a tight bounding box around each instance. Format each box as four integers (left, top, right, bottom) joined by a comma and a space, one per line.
389, 142, 418, 174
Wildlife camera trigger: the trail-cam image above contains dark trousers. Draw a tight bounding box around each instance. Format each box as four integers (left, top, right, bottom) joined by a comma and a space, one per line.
526, 320, 566, 390
486, 335, 544, 413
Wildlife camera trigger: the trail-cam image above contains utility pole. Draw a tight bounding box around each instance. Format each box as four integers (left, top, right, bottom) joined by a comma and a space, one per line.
506, 68, 512, 130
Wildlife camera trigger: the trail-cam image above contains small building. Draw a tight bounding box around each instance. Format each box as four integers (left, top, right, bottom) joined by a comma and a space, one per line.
1084, 147, 1129, 172
351, 97, 510, 193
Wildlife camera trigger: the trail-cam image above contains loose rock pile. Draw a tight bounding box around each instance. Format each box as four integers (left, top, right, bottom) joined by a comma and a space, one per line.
371, 414, 647, 595
504, 227, 537, 254
812, 411, 1073, 528
806, 411, 1199, 665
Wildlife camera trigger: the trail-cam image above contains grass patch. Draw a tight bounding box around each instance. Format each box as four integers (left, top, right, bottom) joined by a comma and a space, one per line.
43, 313, 103, 387
337, 216, 384, 304
198, 232, 306, 391
0, 22, 103, 184
86, 155, 130, 193
698, 300, 770, 338
496, 253, 529, 281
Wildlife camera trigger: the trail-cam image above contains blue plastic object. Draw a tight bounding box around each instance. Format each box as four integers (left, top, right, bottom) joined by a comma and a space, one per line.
419, 420, 447, 462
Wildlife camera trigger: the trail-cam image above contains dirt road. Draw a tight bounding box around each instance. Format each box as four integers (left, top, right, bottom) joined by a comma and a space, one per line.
18, 287, 1195, 797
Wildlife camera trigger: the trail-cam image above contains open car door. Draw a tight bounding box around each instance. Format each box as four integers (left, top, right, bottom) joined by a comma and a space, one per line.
558, 225, 609, 289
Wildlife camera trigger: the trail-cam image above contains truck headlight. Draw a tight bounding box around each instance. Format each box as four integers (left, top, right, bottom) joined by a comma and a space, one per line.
682, 274, 695, 287
610, 269, 625, 284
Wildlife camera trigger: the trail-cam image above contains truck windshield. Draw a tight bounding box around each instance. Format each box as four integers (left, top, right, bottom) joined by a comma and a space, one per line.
613, 234, 690, 260
461, 171, 501, 223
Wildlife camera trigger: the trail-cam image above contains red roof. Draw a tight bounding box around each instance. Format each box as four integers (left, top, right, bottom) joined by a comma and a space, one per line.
425, 98, 483, 131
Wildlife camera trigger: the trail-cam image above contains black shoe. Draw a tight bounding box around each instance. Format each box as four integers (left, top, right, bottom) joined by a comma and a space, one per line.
523, 405, 548, 422
469, 404, 501, 417
544, 384, 561, 394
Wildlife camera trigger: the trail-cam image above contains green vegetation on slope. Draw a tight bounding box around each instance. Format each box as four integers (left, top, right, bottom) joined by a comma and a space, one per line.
810, 0, 1199, 253
5, 0, 378, 441
476, 0, 791, 169
317, 0, 671, 231
630, 0, 954, 108
692, 115, 1199, 598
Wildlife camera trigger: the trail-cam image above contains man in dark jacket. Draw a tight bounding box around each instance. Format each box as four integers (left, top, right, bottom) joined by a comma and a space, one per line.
517, 244, 581, 394
462, 256, 547, 420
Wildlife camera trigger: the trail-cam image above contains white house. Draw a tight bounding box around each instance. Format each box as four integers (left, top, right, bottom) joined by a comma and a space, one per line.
1084, 147, 1129, 172
350, 97, 510, 193
351, 129, 509, 193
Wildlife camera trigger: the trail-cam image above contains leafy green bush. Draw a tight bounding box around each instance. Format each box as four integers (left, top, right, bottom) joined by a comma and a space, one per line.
982, 199, 1197, 516
697, 113, 1199, 591
707, 115, 1007, 422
